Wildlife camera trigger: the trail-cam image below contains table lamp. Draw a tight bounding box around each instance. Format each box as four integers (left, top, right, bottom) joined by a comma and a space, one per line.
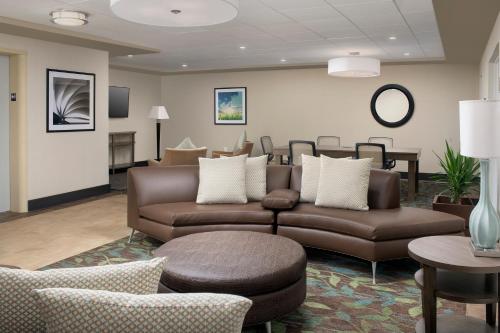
460, 100, 500, 249
149, 106, 169, 160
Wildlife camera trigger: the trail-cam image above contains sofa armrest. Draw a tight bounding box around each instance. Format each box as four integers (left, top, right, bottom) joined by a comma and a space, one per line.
261, 189, 300, 210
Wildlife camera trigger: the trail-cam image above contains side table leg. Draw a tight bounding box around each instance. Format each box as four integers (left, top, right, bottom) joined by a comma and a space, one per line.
422, 265, 437, 333
486, 303, 496, 326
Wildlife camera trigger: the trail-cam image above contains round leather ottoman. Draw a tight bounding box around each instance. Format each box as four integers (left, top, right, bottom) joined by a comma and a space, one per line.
154, 231, 307, 326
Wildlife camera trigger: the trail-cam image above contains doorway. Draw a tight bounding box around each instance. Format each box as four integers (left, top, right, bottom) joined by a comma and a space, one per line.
0, 55, 9, 212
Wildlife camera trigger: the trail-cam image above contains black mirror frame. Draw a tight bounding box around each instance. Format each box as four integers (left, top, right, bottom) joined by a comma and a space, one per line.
370, 84, 414, 128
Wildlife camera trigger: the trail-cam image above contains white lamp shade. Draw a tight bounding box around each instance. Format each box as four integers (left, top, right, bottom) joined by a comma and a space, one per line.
459, 100, 500, 159
328, 57, 380, 77
110, 0, 239, 27
149, 106, 170, 120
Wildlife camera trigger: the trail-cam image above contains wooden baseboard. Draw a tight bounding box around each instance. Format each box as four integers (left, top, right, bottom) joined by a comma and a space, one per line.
109, 161, 148, 174
28, 184, 110, 211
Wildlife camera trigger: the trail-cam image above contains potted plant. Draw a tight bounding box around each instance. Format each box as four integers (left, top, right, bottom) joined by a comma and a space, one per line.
432, 141, 479, 233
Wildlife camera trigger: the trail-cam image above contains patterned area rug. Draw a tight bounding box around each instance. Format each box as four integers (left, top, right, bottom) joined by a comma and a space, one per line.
43, 233, 465, 333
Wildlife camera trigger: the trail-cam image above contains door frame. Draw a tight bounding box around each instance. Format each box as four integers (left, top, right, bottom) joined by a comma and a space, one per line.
0, 47, 27, 212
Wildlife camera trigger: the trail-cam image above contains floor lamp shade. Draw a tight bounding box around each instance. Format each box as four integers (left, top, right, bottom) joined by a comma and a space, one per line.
149, 106, 169, 120
459, 100, 500, 249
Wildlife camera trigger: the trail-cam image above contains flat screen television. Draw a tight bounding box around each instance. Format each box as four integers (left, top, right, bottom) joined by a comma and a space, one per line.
109, 86, 130, 118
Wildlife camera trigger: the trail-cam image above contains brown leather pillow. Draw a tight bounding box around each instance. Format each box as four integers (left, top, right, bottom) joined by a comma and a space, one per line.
261, 189, 300, 210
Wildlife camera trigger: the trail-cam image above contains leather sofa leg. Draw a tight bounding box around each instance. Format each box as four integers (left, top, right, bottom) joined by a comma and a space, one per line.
372, 261, 377, 284
128, 229, 135, 243
265, 321, 272, 333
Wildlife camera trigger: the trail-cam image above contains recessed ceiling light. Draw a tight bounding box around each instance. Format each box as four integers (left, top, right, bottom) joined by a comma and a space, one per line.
110, 0, 239, 27
181, 64, 188, 68
280, 58, 287, 63
389, 36, 397, 40
50, 10, 88, 26
127, 54, 133, 58
239, 46, 246, 50
404, 52, 411, 56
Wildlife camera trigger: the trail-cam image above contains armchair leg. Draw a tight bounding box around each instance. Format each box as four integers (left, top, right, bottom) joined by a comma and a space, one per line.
128, 229, 135, 244
265, 321, 271, 333
372, 261, 377, 284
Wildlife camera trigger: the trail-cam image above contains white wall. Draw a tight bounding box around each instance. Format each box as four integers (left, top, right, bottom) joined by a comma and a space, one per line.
0, 55, 9, 212
109, 68, 161, 164
161, 63, 478, 173
0, 33, 109, 201
479, 13, 500, 209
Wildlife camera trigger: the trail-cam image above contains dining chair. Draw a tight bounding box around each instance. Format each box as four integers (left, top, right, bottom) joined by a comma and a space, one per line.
317, 136, 341, 147
289, 140, 316, 166
260, 136, 274, 163
368, 137, 396, 169
355, 143, 393, 170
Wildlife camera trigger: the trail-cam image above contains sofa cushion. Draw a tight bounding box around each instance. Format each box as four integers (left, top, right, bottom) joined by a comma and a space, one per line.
139, 202, 274, 227
33, 289, 252, 333
278, 204, 464, 241
261, 189, 300, 210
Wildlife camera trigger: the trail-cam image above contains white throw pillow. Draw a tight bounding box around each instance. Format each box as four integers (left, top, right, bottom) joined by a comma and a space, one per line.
300, 154, 321, 203
33, 289, 252, 333
0, 258, 167, 333
233, 130, 247, 152
221, 154, 267, 201
176, 137, 197, 149
197, 155, 248, 204
245, 155, 268, 201
315, 155, 372, 211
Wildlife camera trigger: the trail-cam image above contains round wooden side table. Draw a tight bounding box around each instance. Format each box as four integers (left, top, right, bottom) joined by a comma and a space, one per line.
408, 236, 500, 333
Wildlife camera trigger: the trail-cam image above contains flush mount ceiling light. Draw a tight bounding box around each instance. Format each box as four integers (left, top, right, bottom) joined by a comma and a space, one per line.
50, 10, 88, 26
110, 0, 239, 27
328, 55, 380, 78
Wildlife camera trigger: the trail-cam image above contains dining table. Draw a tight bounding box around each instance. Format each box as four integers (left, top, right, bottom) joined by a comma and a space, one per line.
272, 145, 422, 201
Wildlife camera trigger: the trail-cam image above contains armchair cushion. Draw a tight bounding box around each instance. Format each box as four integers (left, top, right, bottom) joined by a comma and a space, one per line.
261, 189, 300, 210
33, 289, 252, 333
175, 137, 197, 149
233, 130, 247, 152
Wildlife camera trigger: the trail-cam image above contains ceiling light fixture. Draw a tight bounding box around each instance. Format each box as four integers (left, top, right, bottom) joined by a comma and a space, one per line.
404, 52, 411, 56
239, 46, 246, 50
328, 53, 380, 78
50, 10, 88, 26
110, 0, 239, 27
181, 64, 188, 68
127, 54, 134, 58
389, 36, 397, 40
280, 58, 287, 63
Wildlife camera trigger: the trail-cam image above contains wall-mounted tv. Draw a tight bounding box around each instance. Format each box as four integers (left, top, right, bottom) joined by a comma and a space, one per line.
109, 86, 130, 118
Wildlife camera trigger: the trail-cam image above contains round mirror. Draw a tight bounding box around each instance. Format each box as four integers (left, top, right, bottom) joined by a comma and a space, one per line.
371, 84, 414, 128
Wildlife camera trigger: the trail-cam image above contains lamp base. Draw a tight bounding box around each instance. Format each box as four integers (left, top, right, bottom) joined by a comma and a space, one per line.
469, 159, 500, 250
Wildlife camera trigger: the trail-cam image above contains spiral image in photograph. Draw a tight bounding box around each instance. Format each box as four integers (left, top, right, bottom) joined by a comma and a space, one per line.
52, 77, 90, 125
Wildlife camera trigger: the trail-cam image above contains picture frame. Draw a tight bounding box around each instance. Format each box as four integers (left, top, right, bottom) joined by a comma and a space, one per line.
47, 68, 95, 132
214, 87, 247, 125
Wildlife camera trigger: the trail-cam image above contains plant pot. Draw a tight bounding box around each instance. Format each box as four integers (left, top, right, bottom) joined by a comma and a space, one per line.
432, 195, 478, 235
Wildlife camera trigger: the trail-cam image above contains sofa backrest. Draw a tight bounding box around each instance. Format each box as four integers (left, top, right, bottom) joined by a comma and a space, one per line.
290, 166, 400, 209
128, 165, 292, 208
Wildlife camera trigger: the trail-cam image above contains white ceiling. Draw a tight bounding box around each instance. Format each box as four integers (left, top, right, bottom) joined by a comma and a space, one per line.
0, 0, 445, 72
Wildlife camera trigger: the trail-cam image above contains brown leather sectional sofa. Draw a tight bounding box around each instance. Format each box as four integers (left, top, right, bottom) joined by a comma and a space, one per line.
128, 165, 464, 282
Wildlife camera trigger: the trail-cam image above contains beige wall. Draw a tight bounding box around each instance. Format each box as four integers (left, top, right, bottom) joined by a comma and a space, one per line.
109, 69, 161, 164
161, 63, 478, 173
0, 33, 109, 201
479, 12, 500, 209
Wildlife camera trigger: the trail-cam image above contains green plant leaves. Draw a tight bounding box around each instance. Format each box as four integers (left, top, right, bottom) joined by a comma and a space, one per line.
433, 140, 479, 203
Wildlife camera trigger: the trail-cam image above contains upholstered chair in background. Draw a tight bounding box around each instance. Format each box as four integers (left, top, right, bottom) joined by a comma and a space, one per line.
149, 147, 207, 166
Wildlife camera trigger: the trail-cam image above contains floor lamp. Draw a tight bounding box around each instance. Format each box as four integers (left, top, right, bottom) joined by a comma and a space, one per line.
149, 106, 169, 161
460, 100, 500, 249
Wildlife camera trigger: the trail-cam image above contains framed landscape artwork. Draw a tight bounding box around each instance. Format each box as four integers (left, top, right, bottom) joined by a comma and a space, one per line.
214, 87, 247, 125
47, 69, 95, 132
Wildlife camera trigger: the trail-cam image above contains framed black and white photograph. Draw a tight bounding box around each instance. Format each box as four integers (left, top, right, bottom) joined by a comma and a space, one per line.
214, 87, 247, 125
47, 69, 95, 132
